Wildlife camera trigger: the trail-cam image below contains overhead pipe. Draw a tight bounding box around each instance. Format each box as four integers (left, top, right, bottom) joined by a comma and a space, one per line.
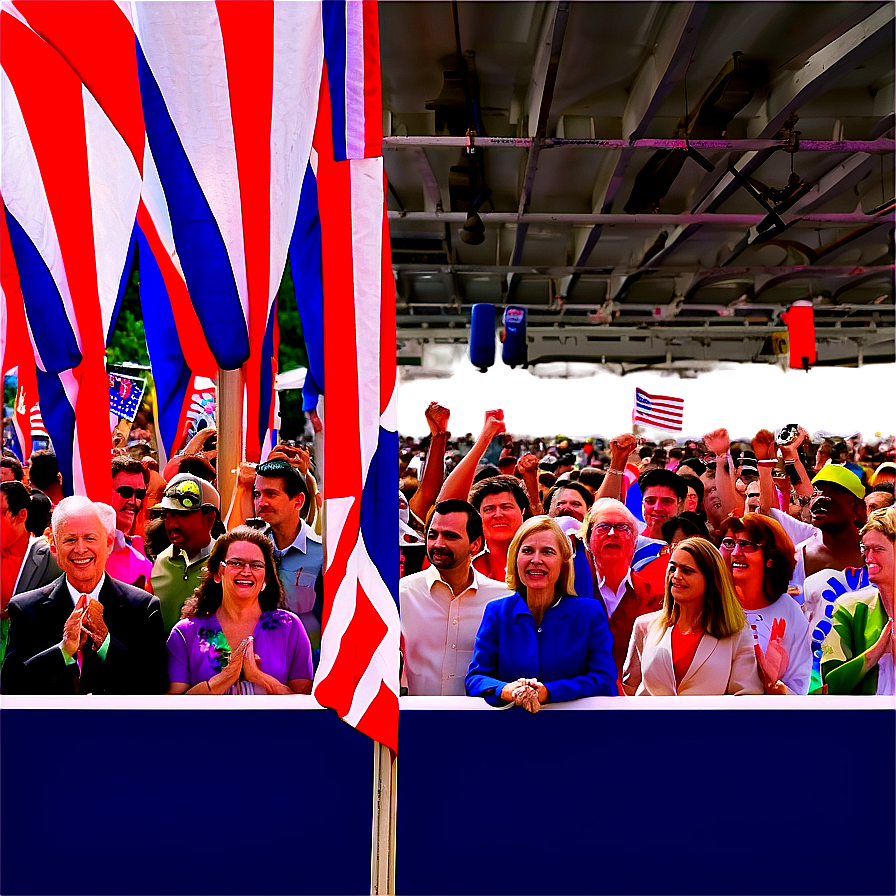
387, 211, 892, 225
383, 136, 894, 153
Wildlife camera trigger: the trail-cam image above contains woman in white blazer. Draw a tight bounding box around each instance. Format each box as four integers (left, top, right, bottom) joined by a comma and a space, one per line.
622, 537, 763, 696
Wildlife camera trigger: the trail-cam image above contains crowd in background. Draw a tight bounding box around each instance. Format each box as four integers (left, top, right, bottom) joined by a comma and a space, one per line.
2, 404, 893, 703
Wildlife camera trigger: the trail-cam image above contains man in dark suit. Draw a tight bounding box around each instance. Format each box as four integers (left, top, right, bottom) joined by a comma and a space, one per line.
1, 495, 167, 694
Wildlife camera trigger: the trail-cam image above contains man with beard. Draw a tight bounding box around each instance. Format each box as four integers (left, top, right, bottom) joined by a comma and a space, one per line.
399, 500, 510, 695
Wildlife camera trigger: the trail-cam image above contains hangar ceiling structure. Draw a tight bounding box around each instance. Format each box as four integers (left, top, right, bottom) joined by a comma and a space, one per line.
379, 1, 895, 373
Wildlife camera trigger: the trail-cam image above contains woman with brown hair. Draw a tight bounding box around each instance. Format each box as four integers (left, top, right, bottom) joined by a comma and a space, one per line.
466, 516, 617, 710
718, 513, 811, 694
166, 527, 313, 695
622, 537, 763, 695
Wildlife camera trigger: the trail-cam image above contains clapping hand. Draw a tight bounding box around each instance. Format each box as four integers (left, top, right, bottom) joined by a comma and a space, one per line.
215, 637, 251, 691
755, 618, 789, 694
241, 637, 267, 685
62, 594, 89, 658
82, 600, 109, 650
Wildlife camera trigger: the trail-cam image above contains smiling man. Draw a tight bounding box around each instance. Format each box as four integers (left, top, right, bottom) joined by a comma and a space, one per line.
469, 475, 529, 581
106, 456, 153, 588
1, 496, 166, 694
149, 473, 219, 634
253, 458, 323, 657
399, 500, 509, 695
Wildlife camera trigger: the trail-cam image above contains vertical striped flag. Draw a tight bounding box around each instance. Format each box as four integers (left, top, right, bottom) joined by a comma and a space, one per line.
311, 2, 400, 753
632, 387, 685, 432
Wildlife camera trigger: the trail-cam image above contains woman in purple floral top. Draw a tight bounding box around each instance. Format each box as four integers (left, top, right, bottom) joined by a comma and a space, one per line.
167, 527, 313, 694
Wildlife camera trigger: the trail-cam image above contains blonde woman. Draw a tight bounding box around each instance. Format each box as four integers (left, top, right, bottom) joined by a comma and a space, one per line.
465, 516, 617, 709
622, 537, 763, 695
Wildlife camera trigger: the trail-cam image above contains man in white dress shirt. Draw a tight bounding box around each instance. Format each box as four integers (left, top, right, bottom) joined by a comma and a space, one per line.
400, 499, 510, 695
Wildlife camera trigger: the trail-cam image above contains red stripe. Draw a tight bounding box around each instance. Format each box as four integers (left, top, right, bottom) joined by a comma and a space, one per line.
218, 1, 275, 461
637, 388, 684, 405
361, 0, 382, 158
634, 413, 683, 431
136, 203, 217, 377
355, 681, 398, 753
314, 583, 387, 714
15, 0, 144, 172
635, 410, 683, 426
3, 15, 111, 498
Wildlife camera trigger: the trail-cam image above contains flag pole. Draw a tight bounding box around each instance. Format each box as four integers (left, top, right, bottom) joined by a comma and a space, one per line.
371, 742, 397, 895
215, 367, 243, 513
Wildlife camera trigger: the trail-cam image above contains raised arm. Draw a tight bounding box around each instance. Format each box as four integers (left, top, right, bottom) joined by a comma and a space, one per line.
409, 402, 450, 520
780, 426, 813, 499
751, 429, 779, 516
516, 452, 542, 516
704, 428, 741, 518
437, 409, 506, 502
596, 433, 637, 501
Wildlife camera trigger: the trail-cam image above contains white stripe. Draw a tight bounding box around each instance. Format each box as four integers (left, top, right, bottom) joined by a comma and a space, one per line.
132, 3, 249, 323
312, 558, 358, 686
1, 69, 79, 365
58, 368, 87, 495
380, 378, 398, 434
343, 0, 366, 159
350, 158, 385, 485
269, 3, 323, 308
83, 85, 141, 342
323, 495, 355, 574
141, 143, 186, 279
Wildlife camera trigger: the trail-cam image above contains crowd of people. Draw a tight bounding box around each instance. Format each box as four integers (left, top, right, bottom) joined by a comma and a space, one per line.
1, 404, 893, 704
398, 403, 895, 705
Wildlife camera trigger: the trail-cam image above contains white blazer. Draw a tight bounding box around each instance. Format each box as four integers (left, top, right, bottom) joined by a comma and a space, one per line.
622, 611, 763, 696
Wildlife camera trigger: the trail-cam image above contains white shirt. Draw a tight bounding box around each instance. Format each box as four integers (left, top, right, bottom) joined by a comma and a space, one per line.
596, 570, 634, 618
743, 593, 812, 695
400, 565, 510, 696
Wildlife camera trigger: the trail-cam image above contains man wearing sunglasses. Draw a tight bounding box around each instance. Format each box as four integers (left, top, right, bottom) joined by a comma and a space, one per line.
107, 456, 153, 589
148, 473, 219, 634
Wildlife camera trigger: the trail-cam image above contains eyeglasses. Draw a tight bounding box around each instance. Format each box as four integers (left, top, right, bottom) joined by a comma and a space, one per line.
593, 522, 633, 535
719, 537, 761, 553
114, 486, 147, 501
222, 559, 266, 571
163, 481, 202, 509
859, 543, 889, 556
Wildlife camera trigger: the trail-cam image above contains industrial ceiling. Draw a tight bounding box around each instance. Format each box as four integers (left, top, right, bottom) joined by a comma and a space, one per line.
379, 1, 895, 373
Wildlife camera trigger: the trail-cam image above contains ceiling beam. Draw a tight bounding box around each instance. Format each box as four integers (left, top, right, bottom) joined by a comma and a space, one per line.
609, 4, 896, 288
506, 1, 570, 295
389, 211, 887, 225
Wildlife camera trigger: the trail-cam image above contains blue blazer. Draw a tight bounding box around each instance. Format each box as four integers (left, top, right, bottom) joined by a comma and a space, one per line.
465, 592, 618, 705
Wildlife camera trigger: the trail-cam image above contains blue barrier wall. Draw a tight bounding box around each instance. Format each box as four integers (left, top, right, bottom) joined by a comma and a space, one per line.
2, 698, 893, 895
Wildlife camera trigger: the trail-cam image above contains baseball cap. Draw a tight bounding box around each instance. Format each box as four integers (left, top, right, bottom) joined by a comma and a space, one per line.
811, 464, 864, 501
161, 473, 220, 512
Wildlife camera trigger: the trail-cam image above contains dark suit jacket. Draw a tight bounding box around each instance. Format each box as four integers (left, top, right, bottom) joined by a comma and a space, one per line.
1, 574, 168, 695
13, 538, 62, 596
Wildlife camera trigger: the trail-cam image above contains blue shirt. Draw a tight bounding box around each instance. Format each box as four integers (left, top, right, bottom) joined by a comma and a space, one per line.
466, 592, 618, 705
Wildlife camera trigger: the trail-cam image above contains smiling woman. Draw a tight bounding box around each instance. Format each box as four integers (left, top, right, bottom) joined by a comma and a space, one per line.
166, 527, 312, 695
465, 516, 617, 709
622, 537, 763, 696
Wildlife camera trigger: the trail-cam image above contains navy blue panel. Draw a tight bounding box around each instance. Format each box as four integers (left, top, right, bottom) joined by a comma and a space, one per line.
0, 709, 372, 895
397, 709, 895, 895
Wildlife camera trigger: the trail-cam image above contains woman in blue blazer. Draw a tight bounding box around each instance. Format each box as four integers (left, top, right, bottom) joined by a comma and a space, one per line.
466, 516, 617, 708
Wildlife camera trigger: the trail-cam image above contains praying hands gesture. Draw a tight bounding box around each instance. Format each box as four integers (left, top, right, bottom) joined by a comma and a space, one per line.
62, 594, 89, 659
500, 677, 548, 713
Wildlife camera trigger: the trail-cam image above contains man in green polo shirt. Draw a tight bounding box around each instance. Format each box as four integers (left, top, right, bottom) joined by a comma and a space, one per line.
148, 473, 219, 633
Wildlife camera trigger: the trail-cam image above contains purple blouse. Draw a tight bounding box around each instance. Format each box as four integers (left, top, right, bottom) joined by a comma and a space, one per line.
167, 609, 312, 690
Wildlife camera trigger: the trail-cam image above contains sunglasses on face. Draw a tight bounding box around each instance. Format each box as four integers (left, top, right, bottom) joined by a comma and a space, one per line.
114, 486, 147, 501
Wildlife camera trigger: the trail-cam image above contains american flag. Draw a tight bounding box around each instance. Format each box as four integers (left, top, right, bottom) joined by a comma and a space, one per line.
632, 387, 685, 432
108, 373, 146, 423
2, 0, 399, 751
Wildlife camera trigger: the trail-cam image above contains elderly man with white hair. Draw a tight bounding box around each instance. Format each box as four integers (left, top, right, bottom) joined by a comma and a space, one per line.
582, 498, 667, 679
1, 496, 167, 695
